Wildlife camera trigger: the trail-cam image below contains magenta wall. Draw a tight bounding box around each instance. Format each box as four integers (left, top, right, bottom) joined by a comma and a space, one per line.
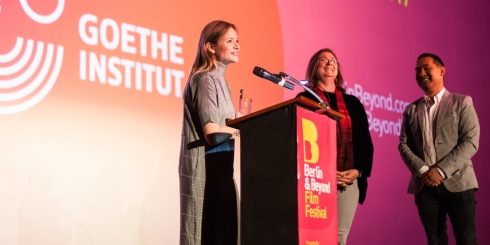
278, 0, 490, 244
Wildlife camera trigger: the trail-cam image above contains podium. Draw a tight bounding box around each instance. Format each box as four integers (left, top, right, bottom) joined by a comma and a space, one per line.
228, 97, 340, 245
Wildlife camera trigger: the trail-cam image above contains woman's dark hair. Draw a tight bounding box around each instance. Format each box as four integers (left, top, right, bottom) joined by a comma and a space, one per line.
305, 48, 345, 92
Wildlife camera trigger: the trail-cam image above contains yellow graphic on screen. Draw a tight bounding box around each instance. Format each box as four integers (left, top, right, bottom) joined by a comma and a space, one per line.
391, 0, 408, 7
302, 118, 319, 164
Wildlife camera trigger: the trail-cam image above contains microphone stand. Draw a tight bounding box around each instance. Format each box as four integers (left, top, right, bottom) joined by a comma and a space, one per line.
279, 72, 330, 109
279, 72, 344, 120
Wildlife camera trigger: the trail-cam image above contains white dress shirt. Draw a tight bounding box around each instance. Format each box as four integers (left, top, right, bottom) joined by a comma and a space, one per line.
418, 87, 446, 178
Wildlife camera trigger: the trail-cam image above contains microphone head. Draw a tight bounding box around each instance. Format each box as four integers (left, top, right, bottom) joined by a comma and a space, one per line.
252, 66, 284, 85
278, 72, 288, 77
252, 66, 265, 77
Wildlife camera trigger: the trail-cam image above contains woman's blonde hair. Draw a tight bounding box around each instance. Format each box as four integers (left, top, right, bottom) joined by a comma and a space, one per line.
189, 20, 237, 77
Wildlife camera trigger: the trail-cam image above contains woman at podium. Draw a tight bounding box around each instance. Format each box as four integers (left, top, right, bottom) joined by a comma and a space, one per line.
178, 20, 241, 245
297, 48, 374, 245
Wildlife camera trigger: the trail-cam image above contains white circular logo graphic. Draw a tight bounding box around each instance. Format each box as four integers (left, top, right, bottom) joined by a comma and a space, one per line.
19, 0, 65, 24
0, 1, 65, 114
0, 38, 64, 114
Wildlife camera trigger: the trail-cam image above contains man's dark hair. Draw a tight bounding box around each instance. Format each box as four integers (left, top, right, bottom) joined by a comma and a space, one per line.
417, 53, 445, 67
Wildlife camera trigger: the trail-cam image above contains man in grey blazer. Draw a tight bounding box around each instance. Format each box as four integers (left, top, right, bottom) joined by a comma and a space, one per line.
399, 53, 480, 245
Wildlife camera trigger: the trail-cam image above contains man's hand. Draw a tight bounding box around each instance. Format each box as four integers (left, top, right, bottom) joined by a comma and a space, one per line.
422, 167, 444, 187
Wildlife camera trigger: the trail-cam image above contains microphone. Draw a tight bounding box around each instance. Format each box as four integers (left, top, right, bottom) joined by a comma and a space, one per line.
253, 66, 295, 90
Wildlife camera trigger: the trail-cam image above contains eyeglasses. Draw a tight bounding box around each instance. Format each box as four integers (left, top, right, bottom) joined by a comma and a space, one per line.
318, 58, 337, 65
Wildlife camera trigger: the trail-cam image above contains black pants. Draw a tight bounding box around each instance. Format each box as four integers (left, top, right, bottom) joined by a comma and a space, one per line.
201, 151, 238, 245
415, 185, 477, 245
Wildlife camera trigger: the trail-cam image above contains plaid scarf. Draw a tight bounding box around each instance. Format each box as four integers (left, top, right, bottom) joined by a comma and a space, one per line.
313, 86, 354, 171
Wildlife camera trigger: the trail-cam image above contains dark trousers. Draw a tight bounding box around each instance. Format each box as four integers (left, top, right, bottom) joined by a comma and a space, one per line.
415, 185, 477, 245
201, 151, 238, 245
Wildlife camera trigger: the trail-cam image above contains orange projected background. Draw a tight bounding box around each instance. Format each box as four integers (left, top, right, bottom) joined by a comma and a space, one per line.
0, 1, 283, 244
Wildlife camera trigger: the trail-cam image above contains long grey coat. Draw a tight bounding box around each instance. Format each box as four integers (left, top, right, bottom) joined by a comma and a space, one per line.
399, 90, 480, 194
178, 63, 235, 245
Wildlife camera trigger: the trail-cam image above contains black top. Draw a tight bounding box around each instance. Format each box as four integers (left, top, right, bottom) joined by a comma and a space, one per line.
298, 91, 374, 204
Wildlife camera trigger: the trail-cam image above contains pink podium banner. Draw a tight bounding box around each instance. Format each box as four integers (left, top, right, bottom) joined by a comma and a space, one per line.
296, 106, 338, 245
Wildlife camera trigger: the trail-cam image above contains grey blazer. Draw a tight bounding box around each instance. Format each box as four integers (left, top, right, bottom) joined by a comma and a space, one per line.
399, 90, 480, 194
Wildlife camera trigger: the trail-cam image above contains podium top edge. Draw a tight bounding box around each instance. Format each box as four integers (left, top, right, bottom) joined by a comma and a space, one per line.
227, 96, 343, 127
